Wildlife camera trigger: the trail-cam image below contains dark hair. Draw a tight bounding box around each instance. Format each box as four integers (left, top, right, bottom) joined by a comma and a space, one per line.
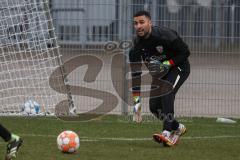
133, 10, 151, 20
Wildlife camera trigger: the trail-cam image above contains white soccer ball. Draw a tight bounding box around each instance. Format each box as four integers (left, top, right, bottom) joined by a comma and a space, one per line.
22, 99, 40, 115
57, 130, 80, 153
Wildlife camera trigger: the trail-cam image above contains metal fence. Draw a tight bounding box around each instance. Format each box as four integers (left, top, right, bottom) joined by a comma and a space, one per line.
51, 0, 240, 48
50, 0, 240, 118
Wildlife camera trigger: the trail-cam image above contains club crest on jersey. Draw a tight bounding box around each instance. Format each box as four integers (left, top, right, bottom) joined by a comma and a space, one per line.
156, 46, 163, 53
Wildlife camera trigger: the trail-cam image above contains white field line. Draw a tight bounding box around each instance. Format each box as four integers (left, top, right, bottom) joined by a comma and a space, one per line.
0, 134, 240, 145
10, 134, 240, 142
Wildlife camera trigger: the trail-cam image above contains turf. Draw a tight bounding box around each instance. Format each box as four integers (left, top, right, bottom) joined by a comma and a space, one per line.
0, 115, 239, 160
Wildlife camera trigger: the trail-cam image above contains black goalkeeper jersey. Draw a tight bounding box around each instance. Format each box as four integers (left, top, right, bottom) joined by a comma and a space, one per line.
129, 26, 190, 95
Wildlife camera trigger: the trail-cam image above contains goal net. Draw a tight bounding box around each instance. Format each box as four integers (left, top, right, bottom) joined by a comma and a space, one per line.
0, 0, 74, 115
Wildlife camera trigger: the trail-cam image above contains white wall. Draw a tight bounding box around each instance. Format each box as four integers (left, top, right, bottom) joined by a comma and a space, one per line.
52, 0, 117, 43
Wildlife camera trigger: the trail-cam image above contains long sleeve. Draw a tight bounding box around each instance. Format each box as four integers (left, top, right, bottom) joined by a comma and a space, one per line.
168, 37, 190, 66
129, 48, 142, 96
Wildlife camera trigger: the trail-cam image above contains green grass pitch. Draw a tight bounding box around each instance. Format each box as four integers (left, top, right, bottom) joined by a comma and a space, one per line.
0, 115, 239, 160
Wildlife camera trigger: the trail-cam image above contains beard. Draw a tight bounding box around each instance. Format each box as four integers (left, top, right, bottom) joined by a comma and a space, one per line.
137, 30, 150, 39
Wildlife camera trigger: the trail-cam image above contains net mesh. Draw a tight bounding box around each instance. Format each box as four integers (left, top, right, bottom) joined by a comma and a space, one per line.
0, 0, 70, 115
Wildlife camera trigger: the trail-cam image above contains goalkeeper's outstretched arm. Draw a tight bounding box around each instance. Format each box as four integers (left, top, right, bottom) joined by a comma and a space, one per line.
129, 49, 143, 123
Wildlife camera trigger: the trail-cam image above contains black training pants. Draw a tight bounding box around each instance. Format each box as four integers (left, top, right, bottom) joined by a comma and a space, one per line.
149, 60, 190, 131
0, 124, 11, 142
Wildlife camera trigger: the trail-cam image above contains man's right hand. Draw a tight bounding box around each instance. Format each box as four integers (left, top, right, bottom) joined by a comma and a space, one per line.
133, 96, 142, 123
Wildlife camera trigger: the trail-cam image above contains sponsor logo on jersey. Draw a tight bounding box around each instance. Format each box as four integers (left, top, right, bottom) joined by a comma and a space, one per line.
156, 46, 163, 53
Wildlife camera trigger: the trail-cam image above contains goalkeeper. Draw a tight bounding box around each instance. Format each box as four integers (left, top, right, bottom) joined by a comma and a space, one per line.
129, 10, 190, 147
0, 124, 23, 159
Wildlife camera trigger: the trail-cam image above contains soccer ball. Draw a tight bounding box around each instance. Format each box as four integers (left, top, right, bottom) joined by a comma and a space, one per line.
57, 130, 80, 153
22, 99, 40, 115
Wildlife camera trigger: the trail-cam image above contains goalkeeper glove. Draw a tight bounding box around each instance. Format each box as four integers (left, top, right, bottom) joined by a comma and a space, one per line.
133, 96, 142, 123
149, 57, 171, 76
162, 60, 171, 69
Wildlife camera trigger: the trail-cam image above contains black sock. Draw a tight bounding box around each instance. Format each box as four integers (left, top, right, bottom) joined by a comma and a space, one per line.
0, 124, 11, 142
172, 120, 179, 131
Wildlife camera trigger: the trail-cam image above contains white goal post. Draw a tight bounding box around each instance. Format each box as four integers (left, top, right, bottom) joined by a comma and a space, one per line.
0, 0, 75, 115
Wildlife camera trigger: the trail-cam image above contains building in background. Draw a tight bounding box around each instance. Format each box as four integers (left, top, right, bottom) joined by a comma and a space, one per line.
48, 0, 240, 118
50, 0, 240, 49
50, 0, 119, 44
0, 0, 239, 117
